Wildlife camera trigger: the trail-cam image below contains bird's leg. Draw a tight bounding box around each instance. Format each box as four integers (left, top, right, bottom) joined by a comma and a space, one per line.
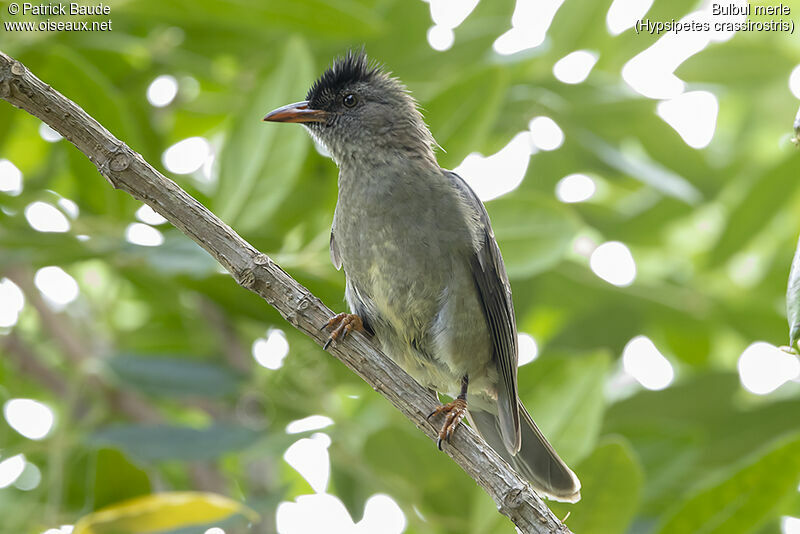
320, 312, 364, 350
427, 375, 469, 450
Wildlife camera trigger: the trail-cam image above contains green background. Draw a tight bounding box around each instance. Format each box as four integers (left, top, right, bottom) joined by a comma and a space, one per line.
1, 0, 800, 532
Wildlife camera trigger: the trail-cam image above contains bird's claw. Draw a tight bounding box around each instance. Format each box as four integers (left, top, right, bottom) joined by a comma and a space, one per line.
427, 398, 467, 450
320, 313, 364, 350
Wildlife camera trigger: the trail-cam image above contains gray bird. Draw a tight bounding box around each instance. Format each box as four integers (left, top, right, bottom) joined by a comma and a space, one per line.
263, 51, 581, 503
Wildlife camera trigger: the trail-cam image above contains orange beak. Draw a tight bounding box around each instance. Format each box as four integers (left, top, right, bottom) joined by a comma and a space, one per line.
263, 101, 328, 123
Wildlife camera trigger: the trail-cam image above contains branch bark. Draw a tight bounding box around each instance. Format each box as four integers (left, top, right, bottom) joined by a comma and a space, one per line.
0, 50, 571, 534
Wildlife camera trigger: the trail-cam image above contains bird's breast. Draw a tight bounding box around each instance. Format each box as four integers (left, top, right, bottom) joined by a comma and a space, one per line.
331, 169, 494, 397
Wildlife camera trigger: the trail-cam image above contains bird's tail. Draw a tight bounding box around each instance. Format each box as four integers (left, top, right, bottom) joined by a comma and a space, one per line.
468, 402, 581, 503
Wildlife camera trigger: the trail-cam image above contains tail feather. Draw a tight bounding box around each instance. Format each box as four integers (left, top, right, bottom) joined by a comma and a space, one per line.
468, 403, 581, 503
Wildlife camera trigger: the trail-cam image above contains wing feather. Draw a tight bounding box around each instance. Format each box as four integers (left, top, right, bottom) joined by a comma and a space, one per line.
445, 170, 520, 453
330, 230, 342, 271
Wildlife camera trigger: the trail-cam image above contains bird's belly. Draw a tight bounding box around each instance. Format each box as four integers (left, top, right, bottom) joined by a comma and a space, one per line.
344, 246, 496, 402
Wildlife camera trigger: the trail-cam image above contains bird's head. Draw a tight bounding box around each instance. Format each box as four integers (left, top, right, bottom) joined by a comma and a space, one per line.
263, 50, 435, 165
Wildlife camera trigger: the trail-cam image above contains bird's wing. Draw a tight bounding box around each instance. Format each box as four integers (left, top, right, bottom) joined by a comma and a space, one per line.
444, 170, 521, 453
330, 230, 342, 270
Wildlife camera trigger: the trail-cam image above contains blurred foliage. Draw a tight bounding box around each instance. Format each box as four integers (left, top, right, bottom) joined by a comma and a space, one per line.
1, 0, 800, 533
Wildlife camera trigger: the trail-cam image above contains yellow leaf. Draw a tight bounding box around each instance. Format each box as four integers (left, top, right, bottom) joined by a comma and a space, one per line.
73, 491, 259, 534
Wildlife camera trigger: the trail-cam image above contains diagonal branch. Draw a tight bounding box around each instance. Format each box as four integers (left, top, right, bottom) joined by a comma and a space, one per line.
0, 50, 571, 534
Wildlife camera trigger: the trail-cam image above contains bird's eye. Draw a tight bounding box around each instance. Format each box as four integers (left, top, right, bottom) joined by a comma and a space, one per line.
343, 94, 357, 108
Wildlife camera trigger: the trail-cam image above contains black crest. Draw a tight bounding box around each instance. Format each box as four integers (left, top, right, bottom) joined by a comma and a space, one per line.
306, 49, 383, 106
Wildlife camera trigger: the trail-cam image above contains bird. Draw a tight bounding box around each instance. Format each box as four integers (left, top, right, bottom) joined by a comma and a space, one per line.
263, 50, 581, 503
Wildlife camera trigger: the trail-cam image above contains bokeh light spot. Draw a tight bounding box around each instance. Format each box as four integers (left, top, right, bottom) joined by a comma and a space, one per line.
136, 205, 168, 225
0, 278, 25, 329
493, 0, 566, 55
738, 342, 800, 395
147, 75, 179, 107
25, 201, 70, 233
518, 333, 539, 366
556, 174, 596, 203
427, 25, 454, 51
657, 91, 718, 149
163, 137, 211, 174
283, 433, 331, 493
0, 454, 26, 488
34, 267, 79, 307
0, 159, 23, 196
4, 399, 55, 440
529, 117, 564, 151
14, 462, 41, 491
607, 0, 654, 35
553, 50, 598, 84
622, 336, 674, 390
355, 494, 407, 534
589, 241, 636, 287
454, 132, 532, 201
286, 415, 334, 434
253, 329, 290, 370
783, 516, 800, 534
125, 223, 164, 247
39, 123, 63, 143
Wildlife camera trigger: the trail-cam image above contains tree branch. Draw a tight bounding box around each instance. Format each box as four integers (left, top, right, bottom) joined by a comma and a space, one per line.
0, 50, 571, 534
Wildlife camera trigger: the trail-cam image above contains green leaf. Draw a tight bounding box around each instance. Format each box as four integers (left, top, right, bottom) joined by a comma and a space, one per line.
578, 133, 702, 205
215, 36, 313, 232
107, 354, 242, 398
548, 0, 615, 57
487, 191, 581, 279
131, 232, 221, 278
93, 449, 152, 510
550, 438, 644, 534
708, 153, 800, 266
654, 432, 800, 534
426, 66, 509, 168
42, 46, 139, 146
660, 315, 712, 366
676, 41, 797, 86
90, 424, 259, 462
518, 350, 610, 464
604, 373, 800, 515
73, 491, 259, 534
39, 46, 144, 218
0, 101, 16, 151
432, 0, 515, 82
118, 0, 382, 40
0, 225, 100, 268
363, 423, 474, 524
468, 483, 514, 534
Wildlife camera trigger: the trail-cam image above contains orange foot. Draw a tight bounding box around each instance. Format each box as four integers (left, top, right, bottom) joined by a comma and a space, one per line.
320, 313, 364, 350
427, 398, 467, 450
